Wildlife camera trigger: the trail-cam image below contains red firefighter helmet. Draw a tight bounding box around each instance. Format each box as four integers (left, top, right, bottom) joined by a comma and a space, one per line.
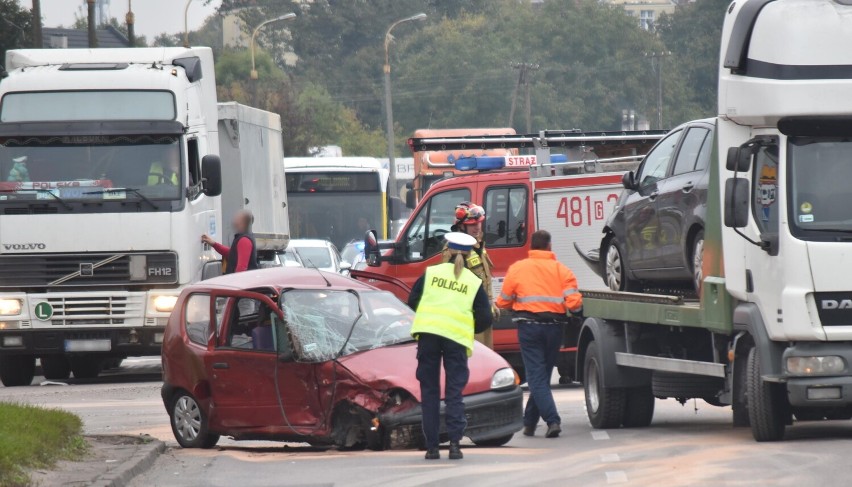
454, 202, 486, 225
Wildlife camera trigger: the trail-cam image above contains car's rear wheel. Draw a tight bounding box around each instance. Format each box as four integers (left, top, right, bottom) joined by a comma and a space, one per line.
604, 238, 637, 292
170, 391, 219, 449
472, 434, 514, 447
41, 356, 71, 380
691, 230, 705, 294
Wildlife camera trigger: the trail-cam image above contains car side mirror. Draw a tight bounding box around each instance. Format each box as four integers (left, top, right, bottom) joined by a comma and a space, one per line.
724, 177, 750, 228
201, 155, 222, 197
726, 147, 751, 172
339, 261, 352, 273
622, 171, 637, 190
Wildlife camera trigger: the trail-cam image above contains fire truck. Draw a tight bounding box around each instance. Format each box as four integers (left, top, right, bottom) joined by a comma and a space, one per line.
354, 129, 666, 381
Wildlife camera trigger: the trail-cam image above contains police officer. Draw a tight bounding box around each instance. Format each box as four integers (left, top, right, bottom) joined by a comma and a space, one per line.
496, 230, 583, 439
409, 232, 493, 460
442, 202, 496, 349
201, 210, 259, 274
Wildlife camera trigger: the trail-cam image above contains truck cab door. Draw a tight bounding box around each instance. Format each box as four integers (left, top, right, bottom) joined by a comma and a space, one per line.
624, 129, 682, 274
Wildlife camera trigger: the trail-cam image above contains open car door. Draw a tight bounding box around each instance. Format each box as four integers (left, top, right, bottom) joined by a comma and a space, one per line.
349, 269, 413, 302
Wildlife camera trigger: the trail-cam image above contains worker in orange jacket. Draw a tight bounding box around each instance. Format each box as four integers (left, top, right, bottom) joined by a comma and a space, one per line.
496, 230, 583, 438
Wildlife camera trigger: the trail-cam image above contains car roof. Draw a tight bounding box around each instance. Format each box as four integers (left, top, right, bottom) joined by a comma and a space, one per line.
197, 267, 371, 292
287, 239, 333, 248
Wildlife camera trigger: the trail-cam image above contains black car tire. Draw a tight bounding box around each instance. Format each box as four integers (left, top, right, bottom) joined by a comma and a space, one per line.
747, 347, 788, 442
691, 230, 705, 294
584, 341, 626, 429
70, 357, 102, 380
604, 238, 638, 292
41, 356, 71, 380
472, 434, 514, 447
170, 391, 219, 449
622, 386, 655, 428
0, 355, 35, 387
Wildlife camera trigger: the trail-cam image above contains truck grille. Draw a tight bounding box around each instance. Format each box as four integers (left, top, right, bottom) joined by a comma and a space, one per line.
0, 252, 178, 288
46, 295, 145, 326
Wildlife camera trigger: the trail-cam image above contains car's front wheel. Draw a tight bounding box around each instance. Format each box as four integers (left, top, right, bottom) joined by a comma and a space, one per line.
170, 391, 219, 449
604, 238, 637, 292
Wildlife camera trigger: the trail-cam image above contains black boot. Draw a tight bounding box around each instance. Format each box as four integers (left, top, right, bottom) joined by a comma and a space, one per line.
545, 423, 562, 438
425, 447, 440, 460
449, 441, 463, 460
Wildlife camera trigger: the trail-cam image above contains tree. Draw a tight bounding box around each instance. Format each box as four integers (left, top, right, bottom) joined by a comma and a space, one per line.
0, 0, 33, 63
657, 0, 730, 122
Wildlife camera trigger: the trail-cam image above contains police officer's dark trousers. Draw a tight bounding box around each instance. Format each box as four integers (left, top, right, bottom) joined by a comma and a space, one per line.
416, 332, 470, 449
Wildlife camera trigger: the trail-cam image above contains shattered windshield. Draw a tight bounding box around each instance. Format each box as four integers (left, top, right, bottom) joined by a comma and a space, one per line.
280, 289, 414, 362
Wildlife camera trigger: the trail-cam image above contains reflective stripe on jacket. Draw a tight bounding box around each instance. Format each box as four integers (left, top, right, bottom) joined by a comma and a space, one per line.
148, 161, 178, 185
411, 263, 481, 355
495, 250, 582, 314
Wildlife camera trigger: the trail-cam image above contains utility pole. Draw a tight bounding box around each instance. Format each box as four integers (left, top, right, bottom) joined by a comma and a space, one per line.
126, 0, 135, 47
31, 0, 43, 48
508, 62, 539, 132
645, 51, 670, 129
87, 0, 98, 48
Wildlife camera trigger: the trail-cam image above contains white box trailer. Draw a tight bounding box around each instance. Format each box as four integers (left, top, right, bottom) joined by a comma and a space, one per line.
217, 102, 289, 254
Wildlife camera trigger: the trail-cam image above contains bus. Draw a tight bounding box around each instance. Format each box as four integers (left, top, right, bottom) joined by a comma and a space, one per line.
284, 157, 396, 250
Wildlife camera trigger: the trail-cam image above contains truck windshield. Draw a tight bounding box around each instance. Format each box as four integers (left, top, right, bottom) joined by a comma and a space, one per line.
788, 137, 852, 238
0, 135, 182, 209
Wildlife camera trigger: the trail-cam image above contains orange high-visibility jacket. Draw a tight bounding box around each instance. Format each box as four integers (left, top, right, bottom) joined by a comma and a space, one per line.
496, 250, 582, 314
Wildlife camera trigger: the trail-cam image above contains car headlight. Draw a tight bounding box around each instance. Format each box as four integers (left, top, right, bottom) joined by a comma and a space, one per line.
152, 295, 178, 313
0, 299, 22, 316
491, 367, 518, 390
787, 356, 845, 376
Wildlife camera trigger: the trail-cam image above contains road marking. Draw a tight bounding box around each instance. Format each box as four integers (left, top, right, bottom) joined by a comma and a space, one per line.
600, 453, 620, 462
591, 431, 610, 440
605, 471, 628, 484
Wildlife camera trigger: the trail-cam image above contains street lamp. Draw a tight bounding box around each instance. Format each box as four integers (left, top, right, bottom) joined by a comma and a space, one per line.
251, 13, 297, 80
383, 13, 427, 197
183, 0, 194, 48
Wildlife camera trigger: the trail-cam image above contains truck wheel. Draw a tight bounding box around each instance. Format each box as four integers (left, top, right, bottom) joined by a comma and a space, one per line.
70, 357, 102, 380
583, 341, 626, 429
0, 355, 35, 387
652, 371, 723, 400
41, 356, 71, 380
623, 386, 655, 428
747, 347, 788, 442
604, 238, 638, 292
170, 391, 219, 449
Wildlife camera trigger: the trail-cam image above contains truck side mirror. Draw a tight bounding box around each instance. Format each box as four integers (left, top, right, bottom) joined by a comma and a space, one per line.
364, 230, 381, 267
201, 155, 222, 197
622, 171, 636, 190
724, 177, 750, 228
405, 189, 416, 209
726, 146, 752, 172
389, 196, 403, 220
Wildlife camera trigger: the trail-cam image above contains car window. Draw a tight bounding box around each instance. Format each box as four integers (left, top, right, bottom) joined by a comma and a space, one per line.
638, 129, 682, 187
403, 188, 470, 261
672, 128, 710, 176
220, 297, 276, 352
484, 186, 528, 247
694, 130, 713, 172
295, 247, 333, 269
184, 294, 210, 346
753, 144, 780, 234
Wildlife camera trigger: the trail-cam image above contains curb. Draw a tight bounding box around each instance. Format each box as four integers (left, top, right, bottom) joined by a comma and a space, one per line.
89, 438, 166, 487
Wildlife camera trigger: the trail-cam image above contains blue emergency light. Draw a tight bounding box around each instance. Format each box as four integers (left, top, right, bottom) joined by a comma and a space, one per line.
450, 154, 568, 171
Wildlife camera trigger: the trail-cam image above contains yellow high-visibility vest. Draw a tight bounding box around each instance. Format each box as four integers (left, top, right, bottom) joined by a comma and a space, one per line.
148, 161, 178, 185
411, 263, 481, 356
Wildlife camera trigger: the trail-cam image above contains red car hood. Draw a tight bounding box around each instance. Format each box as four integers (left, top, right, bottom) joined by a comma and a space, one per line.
336, 340, 511, 402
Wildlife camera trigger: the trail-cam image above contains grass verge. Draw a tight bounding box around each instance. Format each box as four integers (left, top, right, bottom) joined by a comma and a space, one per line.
0, 402, 87, 486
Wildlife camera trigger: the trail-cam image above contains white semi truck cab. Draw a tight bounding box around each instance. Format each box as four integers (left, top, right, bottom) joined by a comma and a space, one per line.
0, 48, 224, 385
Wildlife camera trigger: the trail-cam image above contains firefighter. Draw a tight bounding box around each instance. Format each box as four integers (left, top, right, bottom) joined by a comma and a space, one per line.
442, 202, 496, 349
409, 232, 494, 460
496, 230, 583, 439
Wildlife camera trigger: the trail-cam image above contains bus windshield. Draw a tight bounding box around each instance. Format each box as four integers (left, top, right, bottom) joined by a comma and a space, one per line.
287, 192, 382, 250
0, 135, 183, 209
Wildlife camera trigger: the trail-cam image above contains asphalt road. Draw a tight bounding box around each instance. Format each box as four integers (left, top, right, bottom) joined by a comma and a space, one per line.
3, 359, 852, 486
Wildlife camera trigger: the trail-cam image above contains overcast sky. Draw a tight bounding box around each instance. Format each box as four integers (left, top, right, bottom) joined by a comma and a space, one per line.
19, 0, 222, 39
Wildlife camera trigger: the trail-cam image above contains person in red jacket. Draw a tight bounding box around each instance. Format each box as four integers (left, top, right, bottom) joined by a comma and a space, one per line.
201, 210, 259, 274
496, 230, 583, 439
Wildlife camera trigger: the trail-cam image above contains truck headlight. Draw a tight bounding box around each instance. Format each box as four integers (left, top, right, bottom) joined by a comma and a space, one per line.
491, 368, 518, 390
152, 295, 178, 313
0, 299, 22, 316
787, 356, 845, 376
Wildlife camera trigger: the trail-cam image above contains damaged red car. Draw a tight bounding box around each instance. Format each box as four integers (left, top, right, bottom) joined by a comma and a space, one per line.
161, 268, 523, 450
